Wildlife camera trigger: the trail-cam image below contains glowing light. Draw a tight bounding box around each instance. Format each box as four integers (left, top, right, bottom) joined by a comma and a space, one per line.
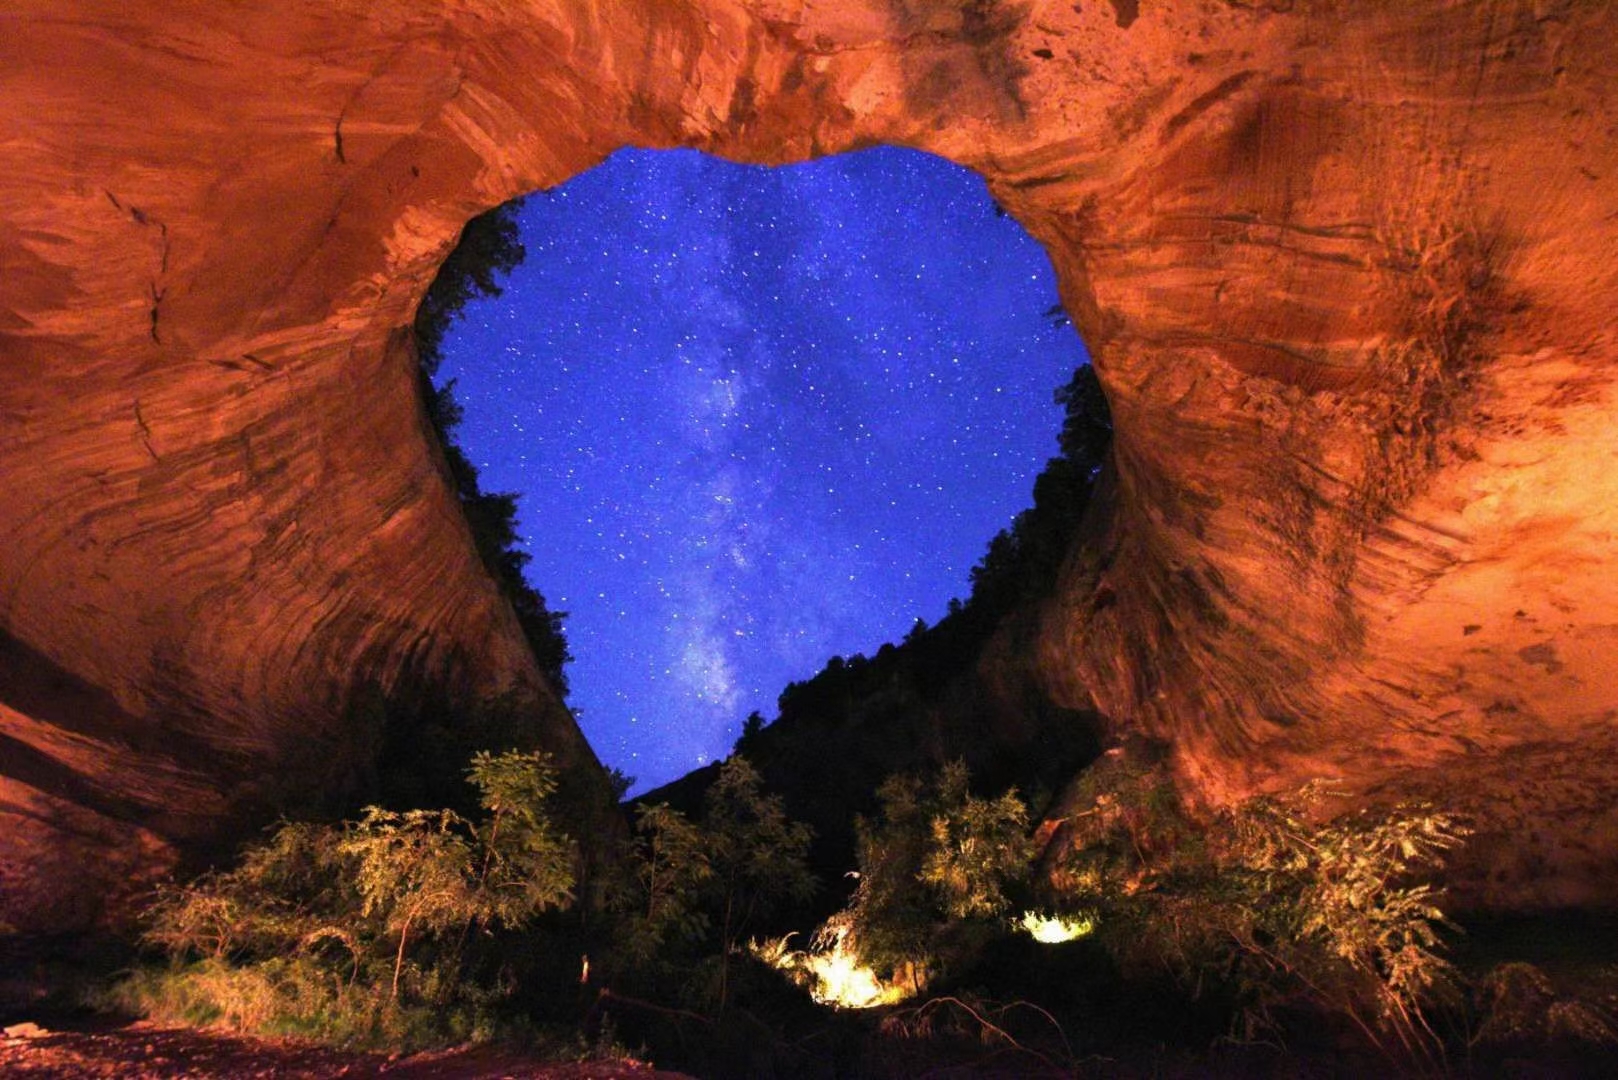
756, 917, 911, 1009
1017, 910, 1094, 943
800, 943, 906, 1009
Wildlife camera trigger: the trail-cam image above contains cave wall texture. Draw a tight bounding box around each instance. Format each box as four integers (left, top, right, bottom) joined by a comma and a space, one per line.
2, 0, 1615, 931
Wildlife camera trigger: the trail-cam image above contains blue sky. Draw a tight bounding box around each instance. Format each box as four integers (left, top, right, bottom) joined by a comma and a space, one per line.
438, 146, 1086, 792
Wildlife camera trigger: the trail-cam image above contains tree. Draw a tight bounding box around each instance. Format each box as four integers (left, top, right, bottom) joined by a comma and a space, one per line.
617, 803, 714, 971
414, 203, 526, 375
605, 758, 813, 1012
464, 748, 576, 925
1054, 361, 1112, 470
1057, 769, 1470, 1061
963, 363, 1112, 625
918, 762, 1032, 921
699, 757, 816, 1011
733, 711, 766, 757
341, 806, 479, 1001
411, 200, 573, 697
847, 773, 936, 983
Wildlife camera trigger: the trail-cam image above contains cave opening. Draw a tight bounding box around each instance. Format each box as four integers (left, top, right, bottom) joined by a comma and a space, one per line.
430, 146, 1091, 794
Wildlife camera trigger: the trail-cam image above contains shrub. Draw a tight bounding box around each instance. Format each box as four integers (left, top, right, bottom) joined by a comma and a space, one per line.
126, 751, 575, 1048
919, 763, 1033, 921
843, 762, 1033, 988
616, 802, 714, 971
1472, 961, 1618, 1048
1057, 768, 1470, 1061
609, 756, 814, 1013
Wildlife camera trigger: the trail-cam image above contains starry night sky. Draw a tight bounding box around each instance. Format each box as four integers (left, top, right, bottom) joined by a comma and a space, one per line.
438, 147, 1087, 793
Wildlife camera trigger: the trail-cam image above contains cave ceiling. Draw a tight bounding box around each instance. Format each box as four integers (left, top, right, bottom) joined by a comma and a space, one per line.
2, 1, 1615, 930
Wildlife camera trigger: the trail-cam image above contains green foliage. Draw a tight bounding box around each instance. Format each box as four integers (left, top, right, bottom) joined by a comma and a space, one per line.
340, 807, 479, 999
1226, 784, 1466, 1041
700, 757, 817, 1010
129, 751, 575, 1048
1471, 961, 1618, 1048
1057, 766, 1470, 1061
465, 749, 576, 923
617, 802, 714, 971
110, 956, 486, 1049
846, 762, 1033, 983
701, 757, 817, 919
846, 774, 937, 980
918, 763, 1033, 920
1053, 749, 1203, 911
611, 757, 814, 1012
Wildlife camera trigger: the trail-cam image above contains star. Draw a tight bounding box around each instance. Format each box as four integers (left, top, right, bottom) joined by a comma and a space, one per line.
437, 147, 1086, 793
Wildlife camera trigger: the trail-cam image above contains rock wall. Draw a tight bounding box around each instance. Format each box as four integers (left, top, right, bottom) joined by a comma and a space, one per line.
2, 1, 1614, 929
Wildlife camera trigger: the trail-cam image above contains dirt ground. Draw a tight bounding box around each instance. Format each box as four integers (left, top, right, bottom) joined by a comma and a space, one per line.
0, 1020, 694, 1079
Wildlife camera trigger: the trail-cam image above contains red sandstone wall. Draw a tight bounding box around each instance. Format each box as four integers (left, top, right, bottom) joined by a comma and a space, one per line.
2, 1, 1614, 929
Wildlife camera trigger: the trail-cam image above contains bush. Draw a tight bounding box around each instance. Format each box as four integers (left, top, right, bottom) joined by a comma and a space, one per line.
842, 762, 1032, 989
609, 756, 814, 1013
1056, 765, 1470, 1062
124, 751, 575, 1048
1472, 961, 1618, 1048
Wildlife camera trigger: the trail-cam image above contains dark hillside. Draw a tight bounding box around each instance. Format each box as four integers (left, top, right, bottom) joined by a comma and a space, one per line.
637, 365, 1113, 900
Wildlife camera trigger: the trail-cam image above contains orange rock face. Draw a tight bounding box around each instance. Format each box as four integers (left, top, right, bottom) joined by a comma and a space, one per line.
2, 1, 1614, 930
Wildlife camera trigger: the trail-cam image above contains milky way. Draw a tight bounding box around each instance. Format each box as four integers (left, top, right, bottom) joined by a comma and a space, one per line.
437, 147, 1087, 793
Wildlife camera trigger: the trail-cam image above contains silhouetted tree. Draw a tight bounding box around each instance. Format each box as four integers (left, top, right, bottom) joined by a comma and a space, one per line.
961, 362, 1112, 626
415, 204, 526, 376
412, 200, 572, 696
765, 362, 1112, 736
733, 710, 766, 757
609, 757, 813, 1011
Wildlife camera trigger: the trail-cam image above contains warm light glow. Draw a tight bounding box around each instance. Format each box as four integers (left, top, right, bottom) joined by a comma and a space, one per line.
800, 942, 907, 1009
756, 918, 911, 1009
1018, 910, 1094, 943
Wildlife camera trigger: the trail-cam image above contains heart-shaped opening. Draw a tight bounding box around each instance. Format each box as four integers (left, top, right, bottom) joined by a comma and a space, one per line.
430, 146, 1091, 792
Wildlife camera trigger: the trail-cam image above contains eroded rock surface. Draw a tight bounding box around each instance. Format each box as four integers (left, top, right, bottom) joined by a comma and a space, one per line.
3, 1, 1615, 929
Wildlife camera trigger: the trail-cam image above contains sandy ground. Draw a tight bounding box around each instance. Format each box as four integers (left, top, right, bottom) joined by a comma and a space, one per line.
0, 1021, 693, 1079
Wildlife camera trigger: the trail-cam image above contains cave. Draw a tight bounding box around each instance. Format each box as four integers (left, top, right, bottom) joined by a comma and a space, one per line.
3, 0, 1617, 944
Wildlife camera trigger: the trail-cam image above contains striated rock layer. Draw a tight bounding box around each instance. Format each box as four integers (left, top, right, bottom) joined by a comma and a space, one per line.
2, 1, 1614, 930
